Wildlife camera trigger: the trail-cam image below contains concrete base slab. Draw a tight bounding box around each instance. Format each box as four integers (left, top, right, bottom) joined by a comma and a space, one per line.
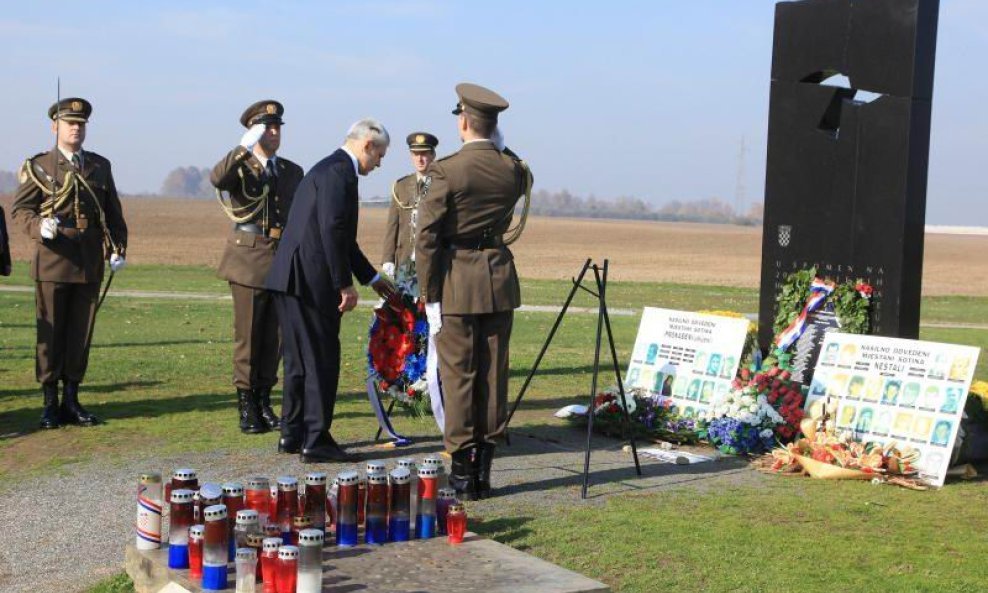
125, 536, 610, 593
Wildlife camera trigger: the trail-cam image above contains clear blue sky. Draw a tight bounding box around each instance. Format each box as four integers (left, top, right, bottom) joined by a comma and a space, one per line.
1, 1, 984, 224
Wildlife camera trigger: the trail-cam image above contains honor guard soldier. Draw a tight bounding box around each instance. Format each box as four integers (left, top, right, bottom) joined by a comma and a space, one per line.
416, 83, 533, 500
12, 97, 128, 429
211, 100, 304, 434
381, 132, 439, 277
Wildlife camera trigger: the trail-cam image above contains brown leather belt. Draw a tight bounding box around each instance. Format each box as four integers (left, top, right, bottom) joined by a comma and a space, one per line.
445, 236, 504, 250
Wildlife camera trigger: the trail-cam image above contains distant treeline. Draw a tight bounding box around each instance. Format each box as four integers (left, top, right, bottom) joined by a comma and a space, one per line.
2, 167, 764, 226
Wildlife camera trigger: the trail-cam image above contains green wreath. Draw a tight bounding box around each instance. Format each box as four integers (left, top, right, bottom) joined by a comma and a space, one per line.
772, 266, 872, 342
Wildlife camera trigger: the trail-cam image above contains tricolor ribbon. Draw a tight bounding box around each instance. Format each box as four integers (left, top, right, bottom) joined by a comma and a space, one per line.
775, 277, 835, 351
136, 492, 162, 544
367, 378, 412, 447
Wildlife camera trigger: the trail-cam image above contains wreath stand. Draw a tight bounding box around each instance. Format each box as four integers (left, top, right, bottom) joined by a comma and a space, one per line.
503, 258, 642, 499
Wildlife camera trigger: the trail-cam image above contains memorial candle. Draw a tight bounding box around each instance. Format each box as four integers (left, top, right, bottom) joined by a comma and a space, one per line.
436, 488, 456, 536
415, 466, 438, 539
365, 460, 387, 476
223, 483, 246, 561
290, 515, 312, 546
276, 546, 298, 593
235, 548, 257, 593
335, 470, 359, 547
422, 454, 448, 490
302, 472, 327, 533
364, 472, 388, 545
446, 502, 467, 545
296, 529, 324, 593
168, 489, 195, 569
188, 525, 204, 580
396, 459, 418, 528
245, 533, 265, 582
235, 509, 261, 550
245, 477, 271, 527
136, 472, 163, 550
170, 468, 199, 498
275, 477, 298, 544
198, 483, 224, 526
260, 537, 281, 593
202, 504, 229, 591
388, 468, 411, 542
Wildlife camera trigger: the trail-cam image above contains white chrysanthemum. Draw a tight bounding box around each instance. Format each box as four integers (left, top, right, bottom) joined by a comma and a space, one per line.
760, 428, 775, 439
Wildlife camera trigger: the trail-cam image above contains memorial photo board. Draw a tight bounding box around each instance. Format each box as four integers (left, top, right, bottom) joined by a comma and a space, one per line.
625, 308, 749, 419
806, 333, 979, 487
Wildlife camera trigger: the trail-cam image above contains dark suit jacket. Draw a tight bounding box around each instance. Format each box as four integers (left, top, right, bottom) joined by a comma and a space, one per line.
265, 148, 376, 310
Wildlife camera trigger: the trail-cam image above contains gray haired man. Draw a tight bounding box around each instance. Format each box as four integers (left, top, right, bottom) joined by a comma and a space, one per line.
265, 118, 396, 463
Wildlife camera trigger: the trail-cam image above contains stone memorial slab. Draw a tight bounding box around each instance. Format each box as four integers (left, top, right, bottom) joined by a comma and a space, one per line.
125, 535, 611, 593
758, 0, 940, 351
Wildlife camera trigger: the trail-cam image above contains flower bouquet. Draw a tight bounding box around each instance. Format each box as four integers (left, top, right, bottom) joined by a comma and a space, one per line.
367, 261, 430, 417
568, 387, 701, 444
699, 367, 794, 456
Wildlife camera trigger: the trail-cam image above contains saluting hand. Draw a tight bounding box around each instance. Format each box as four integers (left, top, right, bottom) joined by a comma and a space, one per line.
240, 123, 266, 149
339, 286, 359, 314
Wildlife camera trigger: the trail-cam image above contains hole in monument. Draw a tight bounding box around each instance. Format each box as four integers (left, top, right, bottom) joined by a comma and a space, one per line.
801, 71, 883, 138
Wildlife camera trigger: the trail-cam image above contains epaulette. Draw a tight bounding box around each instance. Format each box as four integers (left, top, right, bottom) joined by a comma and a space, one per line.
20, 152, 50, 185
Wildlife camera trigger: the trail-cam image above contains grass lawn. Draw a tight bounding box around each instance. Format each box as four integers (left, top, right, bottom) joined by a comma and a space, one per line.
1, 265, 986, 593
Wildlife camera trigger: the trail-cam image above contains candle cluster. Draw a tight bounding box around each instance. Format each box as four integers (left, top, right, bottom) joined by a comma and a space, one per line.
135, 457, 467, 592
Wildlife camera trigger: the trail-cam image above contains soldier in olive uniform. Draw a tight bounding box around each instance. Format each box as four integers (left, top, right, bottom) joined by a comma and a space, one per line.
211, 100, 304, 434
417, 83, 532, 499
12, 98, 128, 429
381, 132, 439, 276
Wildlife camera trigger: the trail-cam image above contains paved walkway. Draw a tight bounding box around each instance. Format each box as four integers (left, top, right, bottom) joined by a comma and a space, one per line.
0, 425, 757, 593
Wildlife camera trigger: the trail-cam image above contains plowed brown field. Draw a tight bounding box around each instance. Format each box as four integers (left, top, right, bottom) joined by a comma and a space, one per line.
2, 196, 986, 295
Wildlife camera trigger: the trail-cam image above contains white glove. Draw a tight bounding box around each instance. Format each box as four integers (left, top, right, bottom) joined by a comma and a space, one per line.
425, 302, 442, 336
39, 217, 57, 240
382, 262, 396, 277
239, 123, 266, 149
109, 253, 126, 272
491, 126, 505, 151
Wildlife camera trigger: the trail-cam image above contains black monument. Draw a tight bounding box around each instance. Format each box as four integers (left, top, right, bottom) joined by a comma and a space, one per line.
758, 0, 940, 352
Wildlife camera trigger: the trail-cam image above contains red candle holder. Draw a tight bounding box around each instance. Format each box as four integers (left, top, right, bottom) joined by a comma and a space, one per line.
446, 503, 467, 545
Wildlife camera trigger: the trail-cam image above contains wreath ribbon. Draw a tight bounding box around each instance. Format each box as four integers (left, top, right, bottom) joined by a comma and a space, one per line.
775, 277, 835, 350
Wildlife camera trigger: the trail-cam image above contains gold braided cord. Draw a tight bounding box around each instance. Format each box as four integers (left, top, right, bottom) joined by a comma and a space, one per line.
214, 167, 269, 224
502, 160, 533, 246
24, 162, 119, 253
391, 179, 421, 210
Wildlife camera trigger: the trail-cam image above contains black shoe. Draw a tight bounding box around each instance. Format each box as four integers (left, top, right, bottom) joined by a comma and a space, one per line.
238, 388, 268, 434
278, 436, 301, 454
301, 441, 363, 463
60, 381, 99, 426
256, 386, 281, 430
40, 383, 60, 430
477, 443, 496, 499
450, 448, 479, 501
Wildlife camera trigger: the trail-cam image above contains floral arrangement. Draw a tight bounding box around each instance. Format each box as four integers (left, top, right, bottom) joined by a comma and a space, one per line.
367, 262, 430, 417
970, 380, 988, 412
767, 420, 923, 488
572, 387, 700, 444
699, 362, 803, 455
772, 266, 874, 339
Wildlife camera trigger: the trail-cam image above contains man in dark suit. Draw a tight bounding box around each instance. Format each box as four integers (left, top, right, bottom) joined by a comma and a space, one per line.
266, 118, 395, 463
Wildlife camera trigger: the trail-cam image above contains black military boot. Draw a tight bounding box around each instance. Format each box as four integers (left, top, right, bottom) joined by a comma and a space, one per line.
60, 381, 99, 426
40, 382, 61, 430
256, 386, 281, 430
238, 388, 267, 434
449, 448, 479, 502
477, 443, 496, 499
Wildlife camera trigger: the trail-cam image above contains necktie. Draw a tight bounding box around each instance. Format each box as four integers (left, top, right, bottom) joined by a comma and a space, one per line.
71, 153, 81, 170
265, 160, 276, 179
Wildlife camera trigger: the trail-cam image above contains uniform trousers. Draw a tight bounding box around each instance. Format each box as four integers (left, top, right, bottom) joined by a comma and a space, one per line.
35, 281, 99, 384
436, 310, 514, 453
229, 282, 281, 390
274, 292, 341, 450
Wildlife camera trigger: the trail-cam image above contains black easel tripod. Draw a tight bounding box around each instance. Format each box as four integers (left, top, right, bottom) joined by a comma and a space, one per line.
503, 258, 642, 499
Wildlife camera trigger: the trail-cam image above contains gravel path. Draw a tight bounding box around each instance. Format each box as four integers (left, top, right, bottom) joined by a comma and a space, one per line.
0, 428, 759, 593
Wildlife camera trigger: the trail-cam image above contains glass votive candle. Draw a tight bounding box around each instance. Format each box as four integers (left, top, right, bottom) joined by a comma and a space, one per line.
275, 477, 298, 543
296, 529, 324, 593
245, 477, 271, 527
202, 504, 229, 591
235, 548, 257, 593
188, 525, 205, 580
335, 470, 359, 547
168, 489, 195, 569
446, 502, 467, 545
436, 488, 456, 536
136, 472, 163, 550
302, 472, 327, 533
388, 468, 411, 542
291, 515, 312, 546
276, 546, 298, 593
364, 472, 388, 545
260, 537, 281, 593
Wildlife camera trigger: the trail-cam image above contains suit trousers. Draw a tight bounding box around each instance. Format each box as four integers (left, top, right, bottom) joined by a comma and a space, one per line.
275, 292, 341, 450
229, 282, 281, 390
436, 310, 514, 453
35, 281, 99, 384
